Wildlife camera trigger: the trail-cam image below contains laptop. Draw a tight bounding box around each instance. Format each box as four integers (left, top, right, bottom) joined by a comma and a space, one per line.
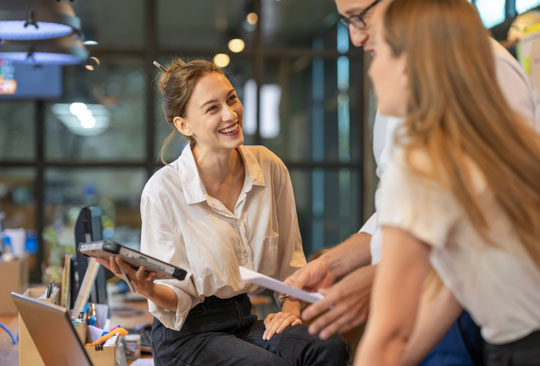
11, 292, 93, 366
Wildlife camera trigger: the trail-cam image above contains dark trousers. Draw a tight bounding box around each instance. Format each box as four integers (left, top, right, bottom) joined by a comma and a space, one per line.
485, 329, 540, 366
151, 294, 349, 366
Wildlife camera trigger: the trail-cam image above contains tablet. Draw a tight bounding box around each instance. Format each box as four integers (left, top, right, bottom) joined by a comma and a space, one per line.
79, 240, 187, 281
239, 266, 324, 304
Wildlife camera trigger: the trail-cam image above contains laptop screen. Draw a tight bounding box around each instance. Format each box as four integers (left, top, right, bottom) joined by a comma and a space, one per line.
11, 292, 92, 366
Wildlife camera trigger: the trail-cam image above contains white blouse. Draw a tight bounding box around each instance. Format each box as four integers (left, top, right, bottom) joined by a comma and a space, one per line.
364, 38, 539, 264
140, 144, 306, 331
378, 149, 540, 344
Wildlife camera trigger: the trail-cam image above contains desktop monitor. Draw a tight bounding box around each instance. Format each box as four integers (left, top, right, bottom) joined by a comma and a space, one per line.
73, 206, 108, 308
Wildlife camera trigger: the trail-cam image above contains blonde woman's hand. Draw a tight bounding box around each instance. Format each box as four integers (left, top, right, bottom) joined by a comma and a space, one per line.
262, 311, 302, 341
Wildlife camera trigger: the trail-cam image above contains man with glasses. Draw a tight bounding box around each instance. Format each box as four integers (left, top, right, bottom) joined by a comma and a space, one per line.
286, 0, 538, 364
339, 0, 381, 46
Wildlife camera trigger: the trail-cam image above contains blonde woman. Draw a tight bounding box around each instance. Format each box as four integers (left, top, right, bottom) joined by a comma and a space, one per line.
356, 0, 540, 365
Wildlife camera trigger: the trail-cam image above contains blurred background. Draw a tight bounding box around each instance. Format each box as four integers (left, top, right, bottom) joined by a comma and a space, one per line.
0, 0, 539, 282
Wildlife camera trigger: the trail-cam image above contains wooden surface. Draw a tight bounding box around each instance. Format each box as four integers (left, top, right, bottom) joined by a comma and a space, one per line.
0, 314, 18, 366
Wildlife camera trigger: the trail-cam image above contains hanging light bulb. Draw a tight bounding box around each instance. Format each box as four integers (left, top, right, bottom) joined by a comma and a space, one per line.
228, 38, 245, 53
246, 12, 258, 25
213, 53, 230, 68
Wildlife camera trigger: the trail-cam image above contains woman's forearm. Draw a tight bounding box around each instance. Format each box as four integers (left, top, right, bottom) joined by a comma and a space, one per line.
358, 335, 408, 365
356, 227, 431, 365
322, 232, 373, 279
141, 283, 179, 312
401, 281, 462, 365
282, 298, 301, 318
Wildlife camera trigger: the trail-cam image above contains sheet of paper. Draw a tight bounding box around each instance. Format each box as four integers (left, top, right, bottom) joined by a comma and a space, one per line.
131, 359, 155, 365
95, 303, 109, 329
239, 266, 323, 303
88, 325, 104, 343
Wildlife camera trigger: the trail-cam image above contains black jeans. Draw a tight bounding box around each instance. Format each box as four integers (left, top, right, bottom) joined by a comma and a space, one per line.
151, 294, 349, 366
485, 329, 540, 366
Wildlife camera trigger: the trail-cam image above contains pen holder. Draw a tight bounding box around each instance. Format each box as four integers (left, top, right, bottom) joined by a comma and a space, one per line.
73, 319, 88, 343
18, 287, 60, 366
76, 322, 126, 366
85, 338, 125, 366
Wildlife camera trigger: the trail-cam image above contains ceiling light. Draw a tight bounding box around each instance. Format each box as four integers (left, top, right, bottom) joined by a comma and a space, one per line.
213, 53, 230, 68
85, 56, 100, 71
0, 0, 81, 41
246, 12, 258, 25
0, 34, 89, 65
228, 38, 245, 53
52, 103, 110, 136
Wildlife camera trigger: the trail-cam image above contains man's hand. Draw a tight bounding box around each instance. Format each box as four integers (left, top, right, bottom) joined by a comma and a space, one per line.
302, 265, 376, 340
284, 257, 336, 292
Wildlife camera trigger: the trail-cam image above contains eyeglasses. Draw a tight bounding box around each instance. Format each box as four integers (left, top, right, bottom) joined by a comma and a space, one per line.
340, 0, 382, 30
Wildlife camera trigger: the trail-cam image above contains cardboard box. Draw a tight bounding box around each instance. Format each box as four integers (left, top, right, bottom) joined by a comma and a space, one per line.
74, 316, 126, 366
86, 341, 125, 366
0, 255, 29, 315
18, 287, 59, 366
74, 319, 88, 343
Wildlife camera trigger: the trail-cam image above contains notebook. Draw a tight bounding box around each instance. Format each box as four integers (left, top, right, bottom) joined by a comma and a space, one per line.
11, 292, 93, 366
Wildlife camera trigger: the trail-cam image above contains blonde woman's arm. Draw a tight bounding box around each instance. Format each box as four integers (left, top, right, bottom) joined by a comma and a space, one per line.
355, 226, 431, 365
401, 281, 463, 365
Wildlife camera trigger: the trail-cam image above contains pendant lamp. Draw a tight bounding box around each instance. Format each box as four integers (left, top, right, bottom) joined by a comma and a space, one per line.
0, 34, 88, 65
0, 0, 81, 41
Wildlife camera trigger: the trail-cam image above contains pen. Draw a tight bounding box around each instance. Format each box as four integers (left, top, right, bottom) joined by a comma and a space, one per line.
118, 265, 136, 293
45, 281, 54, 298
87, 303, 96, 326
100, 325, 120, 337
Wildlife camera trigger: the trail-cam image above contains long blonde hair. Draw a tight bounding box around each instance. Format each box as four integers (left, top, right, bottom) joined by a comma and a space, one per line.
384, 0, 540, 266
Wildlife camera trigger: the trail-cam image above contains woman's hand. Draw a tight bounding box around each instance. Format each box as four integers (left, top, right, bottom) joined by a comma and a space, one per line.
96, 257, 156, 297
262, 311, 302, 341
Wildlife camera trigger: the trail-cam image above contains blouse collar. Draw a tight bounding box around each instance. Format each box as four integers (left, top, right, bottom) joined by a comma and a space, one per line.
175, 144, 266, 205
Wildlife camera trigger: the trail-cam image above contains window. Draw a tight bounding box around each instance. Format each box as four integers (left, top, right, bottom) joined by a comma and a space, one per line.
1, 0, 367, 281
516, 0, 540, 13
475, 0, 506, 28
44, 168, 146, 249
0, 102, 35, 160
46, 59, 146, 161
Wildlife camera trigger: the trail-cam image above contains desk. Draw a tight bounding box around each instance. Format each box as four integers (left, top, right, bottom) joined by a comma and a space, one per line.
0, 315, 18, 366
0, 293, 280, 365
110, 293, 154, 364
0, 293, 154, 366
109, 293, 153, 330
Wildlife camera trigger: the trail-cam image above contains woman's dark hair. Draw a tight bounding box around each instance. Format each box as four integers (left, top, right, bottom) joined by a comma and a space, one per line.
156, 58, 223, 164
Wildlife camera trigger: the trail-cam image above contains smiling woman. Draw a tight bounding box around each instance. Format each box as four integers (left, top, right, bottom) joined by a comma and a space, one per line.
171, 69, 244, 155
95, 58, 349, 366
